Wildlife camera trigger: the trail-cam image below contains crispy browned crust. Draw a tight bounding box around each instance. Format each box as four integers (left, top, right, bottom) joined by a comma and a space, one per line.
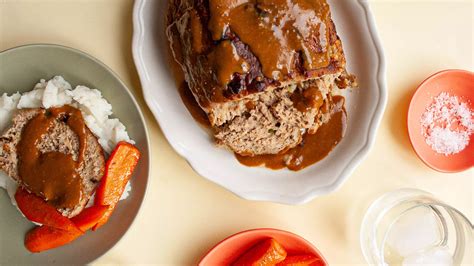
166, 0, 349, 111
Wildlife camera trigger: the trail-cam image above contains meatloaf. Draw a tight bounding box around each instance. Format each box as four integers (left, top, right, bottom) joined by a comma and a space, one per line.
167, 0, 356, 155
0, 108, 105, 217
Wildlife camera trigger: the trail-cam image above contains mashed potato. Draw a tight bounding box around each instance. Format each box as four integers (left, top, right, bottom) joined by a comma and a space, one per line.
3, 76, 134, 153
0, 76, 132, 211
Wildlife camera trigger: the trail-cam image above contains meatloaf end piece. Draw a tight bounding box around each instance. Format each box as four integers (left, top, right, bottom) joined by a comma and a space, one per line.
0, 108, 105, 217
167, 0, 357, 155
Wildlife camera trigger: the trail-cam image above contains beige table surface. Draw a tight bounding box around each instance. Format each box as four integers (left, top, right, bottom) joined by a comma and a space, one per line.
0, 0, 472, 265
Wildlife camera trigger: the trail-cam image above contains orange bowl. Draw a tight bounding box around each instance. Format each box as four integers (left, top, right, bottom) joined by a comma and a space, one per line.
407, 69, 474, 173
199, 228, 327, 266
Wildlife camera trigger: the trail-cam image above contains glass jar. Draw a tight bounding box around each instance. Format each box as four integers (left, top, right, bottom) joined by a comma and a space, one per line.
360, 188, 473, 265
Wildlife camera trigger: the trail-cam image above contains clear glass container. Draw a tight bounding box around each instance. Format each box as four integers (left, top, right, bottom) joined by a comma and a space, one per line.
360, 188, 473, 265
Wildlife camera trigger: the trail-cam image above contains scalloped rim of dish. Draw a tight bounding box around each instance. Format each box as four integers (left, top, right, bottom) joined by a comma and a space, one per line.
0, 43, 151, 264
132, 0, 387, 204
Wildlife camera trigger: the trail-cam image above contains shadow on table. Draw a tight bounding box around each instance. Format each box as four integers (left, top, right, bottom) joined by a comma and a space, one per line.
387, 84, 418, 158
120, 0, 170, 139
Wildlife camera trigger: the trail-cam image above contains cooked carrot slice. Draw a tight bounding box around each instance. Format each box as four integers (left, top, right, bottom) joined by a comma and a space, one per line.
15, 187, 80, 233
71, 205, 109, 232
93, 141, 140, 230
25, 225, 83, 253
233, 238, 287, 266
276, 255, 325, 266
23, 205, 108, 252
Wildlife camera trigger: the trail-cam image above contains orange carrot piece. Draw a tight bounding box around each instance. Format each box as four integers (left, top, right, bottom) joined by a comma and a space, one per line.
93, 141, 140, 230
24, 205, 108, 252
276, 255, 325, 266
15, 187, 80, 233
25, 225, 83, 253
233, 238, 287, 266
71, 205, 109, 232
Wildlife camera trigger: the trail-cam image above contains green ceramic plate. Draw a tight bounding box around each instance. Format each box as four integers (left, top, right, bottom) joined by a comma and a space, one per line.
0, 44, 150, 264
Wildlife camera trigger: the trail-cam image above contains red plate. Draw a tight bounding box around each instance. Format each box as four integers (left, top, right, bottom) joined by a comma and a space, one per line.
199, 228, 327, 266
407, 69, 474, 173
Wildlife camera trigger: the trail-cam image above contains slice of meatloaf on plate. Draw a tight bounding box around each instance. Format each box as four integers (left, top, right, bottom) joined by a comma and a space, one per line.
0, 108, 105, 217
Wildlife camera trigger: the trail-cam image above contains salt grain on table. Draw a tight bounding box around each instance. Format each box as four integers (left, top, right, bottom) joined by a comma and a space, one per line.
420, 92, 473, 155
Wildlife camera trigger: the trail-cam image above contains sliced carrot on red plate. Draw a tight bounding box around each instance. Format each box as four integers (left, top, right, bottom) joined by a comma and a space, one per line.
15, 187, 81, 233
232, 238, 287, 266
276, 255, 324, 266
93, 141, 140, 230
25, 225, 83, 253
71, 205, 109, 232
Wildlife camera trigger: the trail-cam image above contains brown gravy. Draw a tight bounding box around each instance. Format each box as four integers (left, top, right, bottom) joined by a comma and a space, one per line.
236, 96, 346, 171
17, 106, 87, 209
178, 82, 211, 127
291, 85, 324, 113
208, 40, 249, 85
208, 0, 331, 81
168, 44, 211, 128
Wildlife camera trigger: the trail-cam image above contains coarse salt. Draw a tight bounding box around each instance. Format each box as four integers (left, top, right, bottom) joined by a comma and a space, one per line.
420, 92, 473, 155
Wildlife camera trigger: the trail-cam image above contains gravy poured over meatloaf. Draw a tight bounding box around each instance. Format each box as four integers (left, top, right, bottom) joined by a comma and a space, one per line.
17, 106, 86, 209
0, 106, 105, 216
167, 0, 356, 169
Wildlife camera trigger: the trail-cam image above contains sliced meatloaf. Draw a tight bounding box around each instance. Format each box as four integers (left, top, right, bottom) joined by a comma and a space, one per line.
0, 108, 105, 217
167, 0, 356, 155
